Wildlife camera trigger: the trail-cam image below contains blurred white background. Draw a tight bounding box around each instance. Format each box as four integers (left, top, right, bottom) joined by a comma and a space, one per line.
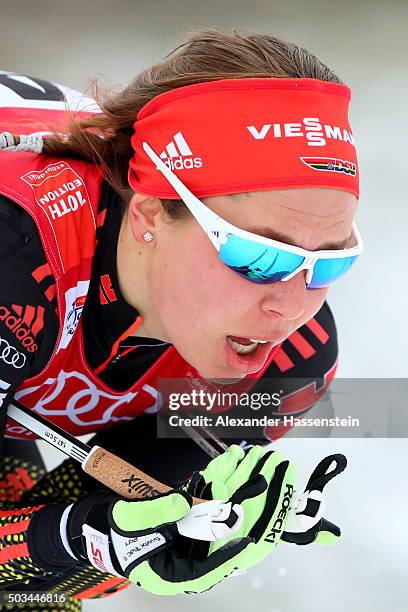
2, 0, 407, 610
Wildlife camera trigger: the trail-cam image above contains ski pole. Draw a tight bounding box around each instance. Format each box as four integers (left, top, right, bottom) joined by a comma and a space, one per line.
6, 400, 244, 542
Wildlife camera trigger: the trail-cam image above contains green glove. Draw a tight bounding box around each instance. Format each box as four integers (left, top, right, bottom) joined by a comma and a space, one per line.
184, 446, 347, 557
66, 489, 193, 578
129, 445, 295, 594
182, 444, 296, 567
65, 486, 252, 595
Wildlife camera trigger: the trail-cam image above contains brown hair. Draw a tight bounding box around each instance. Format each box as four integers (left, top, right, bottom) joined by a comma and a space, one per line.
39, 29, 343, 218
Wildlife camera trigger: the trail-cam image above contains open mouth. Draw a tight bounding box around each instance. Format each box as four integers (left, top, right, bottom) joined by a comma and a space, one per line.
226, 336, 269, 355
224, 335, 279, 374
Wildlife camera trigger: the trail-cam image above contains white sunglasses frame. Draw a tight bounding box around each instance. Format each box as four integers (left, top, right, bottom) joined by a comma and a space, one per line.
142, 141, 364, 285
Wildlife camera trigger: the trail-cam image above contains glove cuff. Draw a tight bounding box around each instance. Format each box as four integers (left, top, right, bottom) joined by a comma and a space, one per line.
28, 503, 84, 573
66, 490, 119, 561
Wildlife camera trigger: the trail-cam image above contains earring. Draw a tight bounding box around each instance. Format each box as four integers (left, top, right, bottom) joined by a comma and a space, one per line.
142, 231, 154, 243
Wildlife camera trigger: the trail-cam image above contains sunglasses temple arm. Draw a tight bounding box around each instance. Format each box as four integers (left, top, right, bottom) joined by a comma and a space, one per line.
351, 221, 364, 253
142, 141, 223, 246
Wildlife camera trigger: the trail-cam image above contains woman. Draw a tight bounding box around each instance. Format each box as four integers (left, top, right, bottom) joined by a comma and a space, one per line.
0, 29, 360, 608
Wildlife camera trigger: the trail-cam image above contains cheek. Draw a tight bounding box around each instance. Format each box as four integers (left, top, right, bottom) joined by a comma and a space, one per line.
301, 287, 329, 323
149, 230, 239, 337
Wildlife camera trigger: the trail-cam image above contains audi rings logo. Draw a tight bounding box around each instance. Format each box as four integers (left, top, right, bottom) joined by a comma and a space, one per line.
0, 336, 26, 369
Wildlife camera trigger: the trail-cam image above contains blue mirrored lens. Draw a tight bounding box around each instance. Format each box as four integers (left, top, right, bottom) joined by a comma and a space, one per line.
219, 234, 305, 284
309, 255, 358, 288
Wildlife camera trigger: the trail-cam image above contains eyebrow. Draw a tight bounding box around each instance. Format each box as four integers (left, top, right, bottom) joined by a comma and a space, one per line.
246, 227, 351, 250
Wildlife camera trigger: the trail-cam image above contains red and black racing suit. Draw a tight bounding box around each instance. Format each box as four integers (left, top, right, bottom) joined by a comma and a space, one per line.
0, 179, 339, 609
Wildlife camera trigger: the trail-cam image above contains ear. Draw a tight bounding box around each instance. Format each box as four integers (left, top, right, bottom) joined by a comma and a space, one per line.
127, 193, 162, 243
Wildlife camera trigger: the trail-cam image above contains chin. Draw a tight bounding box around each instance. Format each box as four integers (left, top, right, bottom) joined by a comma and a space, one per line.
196, 364, 247, 380
182, 341, 248, 380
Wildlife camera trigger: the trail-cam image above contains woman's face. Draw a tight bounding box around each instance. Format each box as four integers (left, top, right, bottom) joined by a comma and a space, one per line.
146, 187, 358, 379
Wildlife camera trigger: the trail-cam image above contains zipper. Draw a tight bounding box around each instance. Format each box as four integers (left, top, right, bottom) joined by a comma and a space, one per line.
106, 341, 168, 370
109, 354, 122, 365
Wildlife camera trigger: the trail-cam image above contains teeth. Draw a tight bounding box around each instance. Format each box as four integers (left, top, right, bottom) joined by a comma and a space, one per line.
227, 337, 259, 355
250, 339, 269, 343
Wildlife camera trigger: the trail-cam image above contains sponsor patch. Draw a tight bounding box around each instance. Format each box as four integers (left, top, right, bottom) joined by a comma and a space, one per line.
0, 305, 44, 352
21, 161, 91, 221
264, 483, 294, 544
110, 529, 166, 572
20, 162, 96, 272
247, 118, 355, 148
157, 131, 203, 171
82, 524, 121, 577
0, 336, 26, 369
57, 281, 89, 352
300, 157, 357, 176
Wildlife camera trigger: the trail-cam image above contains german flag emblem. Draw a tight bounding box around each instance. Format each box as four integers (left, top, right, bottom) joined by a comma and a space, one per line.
300, 157, 357, 176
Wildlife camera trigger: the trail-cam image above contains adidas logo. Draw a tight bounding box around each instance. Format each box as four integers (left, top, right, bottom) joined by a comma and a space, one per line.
0, 304, 44, 352
158, 132, 203, 171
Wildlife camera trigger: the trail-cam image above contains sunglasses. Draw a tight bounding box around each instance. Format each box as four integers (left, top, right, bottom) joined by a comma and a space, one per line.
143, 142, 364, 288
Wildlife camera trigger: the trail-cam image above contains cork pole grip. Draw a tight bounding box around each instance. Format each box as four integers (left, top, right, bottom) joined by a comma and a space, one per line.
82, 446, 205, 505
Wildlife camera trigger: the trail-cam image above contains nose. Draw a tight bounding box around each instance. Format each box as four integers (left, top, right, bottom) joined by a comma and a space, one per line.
259, 270, 307, 320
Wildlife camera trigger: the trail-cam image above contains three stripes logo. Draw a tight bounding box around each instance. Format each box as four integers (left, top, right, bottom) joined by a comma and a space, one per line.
0, 304, 45, 352
158, 131, 203, 171
300, 157, 357, 176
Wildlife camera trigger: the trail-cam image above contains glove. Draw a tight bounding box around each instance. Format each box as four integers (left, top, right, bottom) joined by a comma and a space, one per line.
63, 486, 253, 595
65, 489, 193, 578
181, 444, 297, 566
129, 445, 295, 594
184, 445, 347, 558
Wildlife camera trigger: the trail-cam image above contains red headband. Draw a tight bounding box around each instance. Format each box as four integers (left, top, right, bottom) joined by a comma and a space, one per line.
128, 78, 359, 199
